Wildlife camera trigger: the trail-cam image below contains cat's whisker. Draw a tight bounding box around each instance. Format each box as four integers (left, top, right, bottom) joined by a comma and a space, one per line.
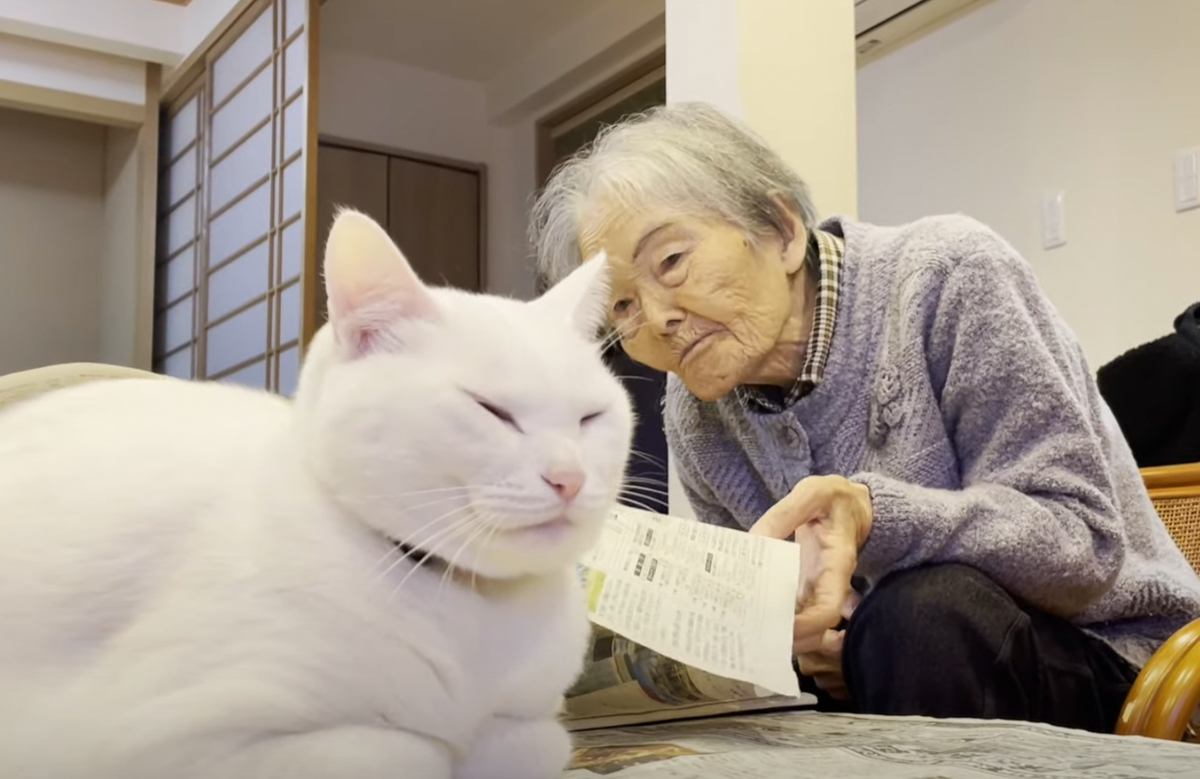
368, 501, 476, 579
617, 497, 662, 514
613, 315, 647, 343
627, 450, 667, 468
369, 544, 402, 579
442, 519, 492, 588
375, 505, 479, 582
598, 314, 645, 352
622, 492, 667, 501
351, 484, 484, 501
620, 482, 670, 496
621, 481, 669, 493
377, 520, 474, 586
471, 519, 504, 596
623, 474, 669, 488
388, 513, 484, 600
619, 492, 669, 507
438, 519, 494, 597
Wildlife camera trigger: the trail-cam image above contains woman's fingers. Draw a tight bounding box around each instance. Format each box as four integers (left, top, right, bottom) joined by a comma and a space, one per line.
749, 476, 834, 539
841, 590, 861, 621
797, 630, 850, 701
794, 628, 844, 657
751, 476, 869, 652
792, 520, 857, 643
813, 673, 849, 701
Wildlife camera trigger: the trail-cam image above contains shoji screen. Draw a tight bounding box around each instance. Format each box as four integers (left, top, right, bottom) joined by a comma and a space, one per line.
153, 0, 312, 395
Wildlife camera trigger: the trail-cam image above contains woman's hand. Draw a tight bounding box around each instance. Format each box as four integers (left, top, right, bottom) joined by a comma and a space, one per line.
750, 475, 873, 655
796, 630, 850, 701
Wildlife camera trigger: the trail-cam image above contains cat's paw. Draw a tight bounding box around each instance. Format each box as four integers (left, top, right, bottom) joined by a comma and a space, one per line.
456, 716, 570, 779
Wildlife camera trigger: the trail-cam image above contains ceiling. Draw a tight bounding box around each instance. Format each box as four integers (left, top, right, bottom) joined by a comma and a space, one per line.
321, 0, 610, 81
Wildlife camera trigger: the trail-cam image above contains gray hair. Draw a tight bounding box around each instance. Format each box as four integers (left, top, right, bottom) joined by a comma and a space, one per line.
530, 102, 818, 285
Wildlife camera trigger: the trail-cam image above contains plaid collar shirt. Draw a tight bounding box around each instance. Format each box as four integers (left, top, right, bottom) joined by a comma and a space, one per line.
736, 228, 846, 414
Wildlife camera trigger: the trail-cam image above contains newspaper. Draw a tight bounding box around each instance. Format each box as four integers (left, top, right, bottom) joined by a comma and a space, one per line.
565, 711, 1199, 778
579, 506, 802, 697
562, 627, 813, 730
562, 506, 808, 728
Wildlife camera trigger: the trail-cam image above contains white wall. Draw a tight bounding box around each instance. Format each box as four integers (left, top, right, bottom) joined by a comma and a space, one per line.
0, 0, 181, 64
183, 0, 247, 62
0, 107, 106, 374
0, 32, 145, 125
858, 0, 1200, 368
316, 48, 532, 293
319, 2, 664, 302
319, 49, 490, 164
99, 126, 139, 367
486, 120, 539, 299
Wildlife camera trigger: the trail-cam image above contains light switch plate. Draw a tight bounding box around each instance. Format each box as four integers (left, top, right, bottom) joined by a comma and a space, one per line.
1041, 191, 1066, 249
1175, 148, 1200, 212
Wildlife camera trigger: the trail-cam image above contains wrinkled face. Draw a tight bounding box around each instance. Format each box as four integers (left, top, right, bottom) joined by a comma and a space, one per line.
583, 211, 804, 401
300, 211, 633, 579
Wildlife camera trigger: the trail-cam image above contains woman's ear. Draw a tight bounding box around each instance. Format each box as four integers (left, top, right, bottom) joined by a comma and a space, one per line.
771, 195, 809, 275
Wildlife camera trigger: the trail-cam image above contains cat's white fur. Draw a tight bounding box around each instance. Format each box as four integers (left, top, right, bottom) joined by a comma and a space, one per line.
0, 210, 632, 779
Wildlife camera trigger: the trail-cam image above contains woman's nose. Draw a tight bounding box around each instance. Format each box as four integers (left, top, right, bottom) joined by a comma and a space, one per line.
641, 295, 684, 336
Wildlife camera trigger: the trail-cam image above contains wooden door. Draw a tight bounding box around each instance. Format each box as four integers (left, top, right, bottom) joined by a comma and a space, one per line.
387, 157, 480, 291
314, 144, 388, 323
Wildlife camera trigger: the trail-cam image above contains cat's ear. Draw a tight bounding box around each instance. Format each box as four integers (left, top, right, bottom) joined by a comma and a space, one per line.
535, 251, 611, 340
323, 208, 437, 356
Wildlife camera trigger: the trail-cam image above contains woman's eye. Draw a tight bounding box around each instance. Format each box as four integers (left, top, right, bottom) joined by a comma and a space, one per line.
659, 253, 684, 274
613, 299, 633, 316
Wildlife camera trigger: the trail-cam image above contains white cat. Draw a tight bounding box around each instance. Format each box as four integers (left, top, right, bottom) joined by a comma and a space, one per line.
0, 210, 633, 779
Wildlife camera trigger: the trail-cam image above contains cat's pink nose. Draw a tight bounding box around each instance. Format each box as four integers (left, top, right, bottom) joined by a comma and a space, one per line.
543, 469, 585, 502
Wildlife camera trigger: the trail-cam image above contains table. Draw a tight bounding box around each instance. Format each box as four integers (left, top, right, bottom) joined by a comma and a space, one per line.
566, 711, 1197, 777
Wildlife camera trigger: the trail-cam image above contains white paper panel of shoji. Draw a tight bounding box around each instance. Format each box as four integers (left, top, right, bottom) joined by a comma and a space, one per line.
277, 344, 300, 395
206, 298, 268, 376
280, 217, 303, 279
284, 0, 305, 38
159, 345, 194, 379
219, 357, 267, 389
209, 181, 271, 267
155, 296, 194, 354
278, 282, 301, 345
282, 96, 305, 162
162, 146, 197, 210
212, 7, 273, 106
283, 32, 306, 99
208, 239, 270, 321
157, 246, 195, 304
280, 157, 304, 222
211, 122, 272, 214
166, 96, 199, 160
163, 195, 197, 256
211, 64, 273, 160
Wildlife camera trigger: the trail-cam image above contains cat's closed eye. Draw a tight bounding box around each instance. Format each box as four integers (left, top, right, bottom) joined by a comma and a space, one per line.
581, 411, 605, 426
466, 392, 521, 432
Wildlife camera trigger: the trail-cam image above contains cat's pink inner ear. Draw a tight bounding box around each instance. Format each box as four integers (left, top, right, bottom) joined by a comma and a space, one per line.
323, 210, 435, 355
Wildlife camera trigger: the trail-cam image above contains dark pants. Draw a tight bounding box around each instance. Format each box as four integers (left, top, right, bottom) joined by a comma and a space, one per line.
800, 564, 1139, 733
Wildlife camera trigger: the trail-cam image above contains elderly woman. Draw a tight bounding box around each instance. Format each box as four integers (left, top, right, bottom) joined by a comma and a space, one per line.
531, 103, 1200, 732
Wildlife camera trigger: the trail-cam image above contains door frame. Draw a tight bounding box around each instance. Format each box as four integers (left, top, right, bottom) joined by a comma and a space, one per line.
316, 135, 488, 291
534, 47, 665, 187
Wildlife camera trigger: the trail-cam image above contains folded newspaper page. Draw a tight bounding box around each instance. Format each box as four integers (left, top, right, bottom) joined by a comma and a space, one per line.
563, 626, 813, 731
565, 711, 1199, 778
577, 506, 802, 700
